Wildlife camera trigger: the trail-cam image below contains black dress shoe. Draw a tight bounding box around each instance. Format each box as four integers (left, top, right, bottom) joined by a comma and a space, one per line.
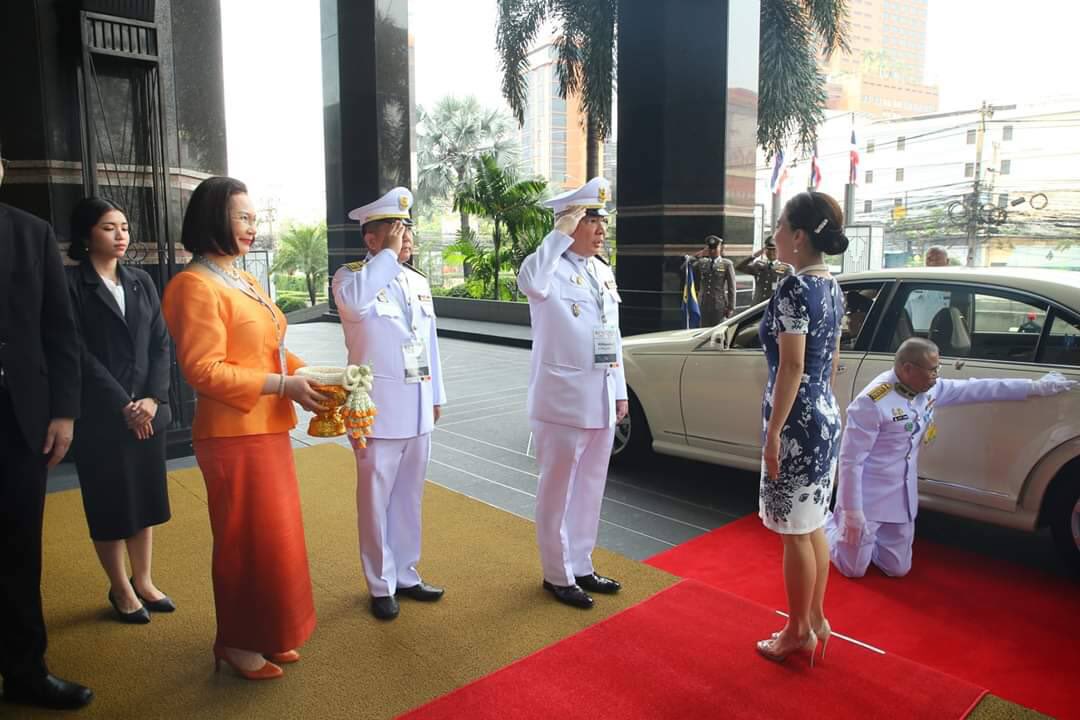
3, 674, 94, 710
130, 578, 177, 612
542, 580, 594, 609
370, 595, 400, 620
575, 573, 622, 594
396, 581, 444, 602
108, 591, 150, 624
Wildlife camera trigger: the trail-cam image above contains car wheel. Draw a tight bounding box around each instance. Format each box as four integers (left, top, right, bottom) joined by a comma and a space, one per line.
1049, 476, 1080, 574
611, 392, 652, 464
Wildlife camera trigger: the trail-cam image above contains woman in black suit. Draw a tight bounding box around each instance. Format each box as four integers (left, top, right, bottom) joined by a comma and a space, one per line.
66, 198, 174, 624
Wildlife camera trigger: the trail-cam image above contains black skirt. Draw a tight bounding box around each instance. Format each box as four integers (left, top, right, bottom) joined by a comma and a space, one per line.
73, 406, 171, 542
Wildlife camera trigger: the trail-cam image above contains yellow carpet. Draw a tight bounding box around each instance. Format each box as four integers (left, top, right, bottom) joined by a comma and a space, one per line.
14, 444, 677, 719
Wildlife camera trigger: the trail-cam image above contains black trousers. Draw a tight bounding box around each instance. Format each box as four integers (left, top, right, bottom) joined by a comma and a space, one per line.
0, 388, 49, 683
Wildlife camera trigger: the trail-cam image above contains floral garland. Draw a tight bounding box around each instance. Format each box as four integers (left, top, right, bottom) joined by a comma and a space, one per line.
342, 364, 377, 445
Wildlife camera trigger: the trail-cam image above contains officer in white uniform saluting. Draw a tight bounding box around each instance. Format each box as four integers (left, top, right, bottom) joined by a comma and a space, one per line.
517, 177, 628, 609
826, 337, 1074, 578
331, 187, 447, 620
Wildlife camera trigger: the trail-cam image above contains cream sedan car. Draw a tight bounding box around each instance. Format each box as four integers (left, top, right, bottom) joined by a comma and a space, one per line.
615, 268, 1080, 570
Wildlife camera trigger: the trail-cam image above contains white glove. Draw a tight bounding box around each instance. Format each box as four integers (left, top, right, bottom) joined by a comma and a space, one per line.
839, 509, 866, 545
555, 206, 586, 236
1030, 372, 1077, 397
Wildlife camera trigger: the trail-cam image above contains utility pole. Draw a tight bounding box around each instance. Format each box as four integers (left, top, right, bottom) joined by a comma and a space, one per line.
965, 102, 993, 267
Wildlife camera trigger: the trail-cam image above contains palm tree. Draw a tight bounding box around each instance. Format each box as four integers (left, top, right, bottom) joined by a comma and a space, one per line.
496, 0, 616, 179
416, 96, 517, 237
496, 0, 849, 166
758, 0, 850, 160
454, 153, 550, 300
271, 222, 328, 307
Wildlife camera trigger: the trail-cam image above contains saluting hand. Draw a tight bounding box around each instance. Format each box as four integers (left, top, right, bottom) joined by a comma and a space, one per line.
284, 375, 330, 412
385, 220, 406, 257
555, 206, 587, 236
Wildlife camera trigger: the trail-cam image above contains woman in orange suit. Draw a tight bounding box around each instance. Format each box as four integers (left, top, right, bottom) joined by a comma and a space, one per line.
162, 177, 326, 680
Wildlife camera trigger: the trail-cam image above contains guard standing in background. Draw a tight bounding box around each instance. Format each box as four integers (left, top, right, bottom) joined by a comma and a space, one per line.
518, 177, 627, 610
684, 236, 736, 325
332, 187, 447, 621
735, 236, 791, 305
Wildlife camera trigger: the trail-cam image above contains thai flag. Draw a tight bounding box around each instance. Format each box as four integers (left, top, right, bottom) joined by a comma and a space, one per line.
769, 151, 788, 195
810, 144, 822, 190
682, 263, 701, 329
849, 130, 860, 184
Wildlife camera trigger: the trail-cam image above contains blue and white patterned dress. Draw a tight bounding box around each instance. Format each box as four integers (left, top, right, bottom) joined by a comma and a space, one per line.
758, 273, 844, 534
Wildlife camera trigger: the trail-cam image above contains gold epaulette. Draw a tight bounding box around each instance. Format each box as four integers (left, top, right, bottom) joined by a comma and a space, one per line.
343, 260, 366, 272
404, 262, 427, 278
867, 383, 892, 402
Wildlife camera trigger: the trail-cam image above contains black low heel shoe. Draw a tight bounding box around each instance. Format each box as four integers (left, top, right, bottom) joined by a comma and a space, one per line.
130, 578, 177, 612
108, 591, 150, 624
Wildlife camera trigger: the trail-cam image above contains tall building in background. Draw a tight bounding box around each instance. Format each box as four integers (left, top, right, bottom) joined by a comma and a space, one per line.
518, 39, 597, 192
824, 0, 939, 117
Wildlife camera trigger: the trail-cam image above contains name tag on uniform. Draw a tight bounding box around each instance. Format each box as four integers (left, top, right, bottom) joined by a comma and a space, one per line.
593, 326, 618, 368
402, 340, 431, 383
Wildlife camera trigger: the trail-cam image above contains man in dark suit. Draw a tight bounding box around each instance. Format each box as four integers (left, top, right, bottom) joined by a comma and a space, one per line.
0, 147, 94, 710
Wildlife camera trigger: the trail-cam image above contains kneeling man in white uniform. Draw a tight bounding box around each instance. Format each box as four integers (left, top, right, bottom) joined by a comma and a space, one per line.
517, 177, 628, 609
332, 187, 447, 620
826, 337, 1074, 578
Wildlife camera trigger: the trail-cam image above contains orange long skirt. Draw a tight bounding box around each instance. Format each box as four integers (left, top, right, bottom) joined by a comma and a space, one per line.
194, 432, 316, 653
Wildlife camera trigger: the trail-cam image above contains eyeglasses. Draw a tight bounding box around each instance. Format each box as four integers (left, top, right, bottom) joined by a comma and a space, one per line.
583, 216, 609, 227
231, 213, 258, 228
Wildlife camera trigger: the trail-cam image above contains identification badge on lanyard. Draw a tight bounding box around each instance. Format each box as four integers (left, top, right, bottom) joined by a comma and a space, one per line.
402, 339, 431, 383
592, 326, 618, 368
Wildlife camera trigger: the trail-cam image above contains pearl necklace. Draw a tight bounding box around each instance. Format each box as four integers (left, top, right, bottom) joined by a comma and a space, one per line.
192, 254, 243, 283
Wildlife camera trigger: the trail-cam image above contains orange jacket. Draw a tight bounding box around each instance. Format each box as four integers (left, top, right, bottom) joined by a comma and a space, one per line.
162, 269, 305, 440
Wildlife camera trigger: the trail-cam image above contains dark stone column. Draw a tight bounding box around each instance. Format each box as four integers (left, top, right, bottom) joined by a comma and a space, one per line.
322, 0, 411, 307
615, 0, 759, 335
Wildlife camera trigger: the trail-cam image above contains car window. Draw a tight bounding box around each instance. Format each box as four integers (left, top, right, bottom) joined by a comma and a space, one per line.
967, 292, 1047, 362
875, 283, 1049, 362
873, 285, 963, 354
729, 310, 764, 349
1041, 312, 1080, 367
839, 284, 885, 351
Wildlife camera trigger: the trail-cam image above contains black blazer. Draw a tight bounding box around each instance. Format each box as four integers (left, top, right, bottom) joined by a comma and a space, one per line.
66, 261, 171, 432
0, 203, 81, 451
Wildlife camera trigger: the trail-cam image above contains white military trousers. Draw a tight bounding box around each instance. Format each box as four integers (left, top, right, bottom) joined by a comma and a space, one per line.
353, 434, 430, 597
531, 419, 615, 587
825, 512, 916, 578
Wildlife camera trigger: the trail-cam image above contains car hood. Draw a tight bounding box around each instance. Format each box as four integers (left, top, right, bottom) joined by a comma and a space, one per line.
622, 326, 713, 350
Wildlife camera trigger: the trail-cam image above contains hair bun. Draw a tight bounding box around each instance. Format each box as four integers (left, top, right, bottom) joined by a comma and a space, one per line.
817, 227, 849, 256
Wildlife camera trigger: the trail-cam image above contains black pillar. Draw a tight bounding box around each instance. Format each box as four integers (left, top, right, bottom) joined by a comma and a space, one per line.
615, 0, 759, 335
321, 0, 411, 305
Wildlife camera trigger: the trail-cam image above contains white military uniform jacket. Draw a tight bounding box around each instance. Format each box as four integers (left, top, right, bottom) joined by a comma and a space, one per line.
517, 230, 627, 429
836, 369, 1031, 523
332, 249, 446, 438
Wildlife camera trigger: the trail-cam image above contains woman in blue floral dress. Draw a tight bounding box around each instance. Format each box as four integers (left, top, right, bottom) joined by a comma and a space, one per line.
755, 192, 848, 667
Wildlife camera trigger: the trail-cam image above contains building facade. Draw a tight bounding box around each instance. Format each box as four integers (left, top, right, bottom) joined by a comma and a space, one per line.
757, 100, 1080, 269
823, 0, 939, 117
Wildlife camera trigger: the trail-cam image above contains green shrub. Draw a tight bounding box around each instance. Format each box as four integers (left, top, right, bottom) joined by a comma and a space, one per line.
446, 284, 474, 298
275, 296, 307, 313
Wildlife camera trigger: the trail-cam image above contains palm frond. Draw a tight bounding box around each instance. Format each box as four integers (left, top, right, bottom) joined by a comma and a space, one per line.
802, 0, 850, 58
496, 0, 550, 126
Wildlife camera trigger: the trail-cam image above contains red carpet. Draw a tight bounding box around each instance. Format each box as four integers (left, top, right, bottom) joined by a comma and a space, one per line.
647, 515, 1080, 720
399, 580, 986, 720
